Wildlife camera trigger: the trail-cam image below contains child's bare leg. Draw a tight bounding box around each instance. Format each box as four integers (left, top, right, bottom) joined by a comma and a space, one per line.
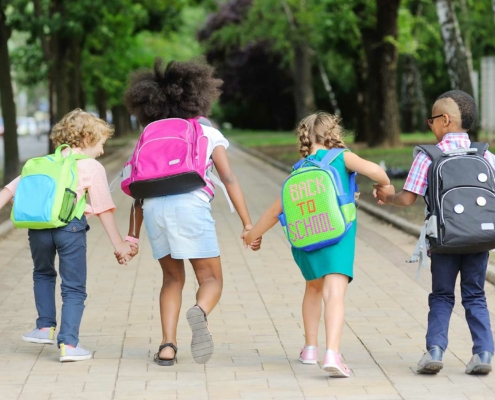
190, 257, 223, 314
303, 278, 323, 346
158, 255, 185, 359
322, 273, 349, 352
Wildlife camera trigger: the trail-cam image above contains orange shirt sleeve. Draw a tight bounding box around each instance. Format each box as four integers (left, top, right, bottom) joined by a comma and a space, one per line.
81, 160, 116, 215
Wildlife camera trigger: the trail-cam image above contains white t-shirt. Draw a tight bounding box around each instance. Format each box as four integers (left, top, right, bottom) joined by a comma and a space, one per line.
193, 124, 229, 203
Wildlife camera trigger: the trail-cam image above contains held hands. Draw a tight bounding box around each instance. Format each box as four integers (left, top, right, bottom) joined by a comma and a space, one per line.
114, 240, 139, 265
241, 224, 262, 251
373, 184, 395, 205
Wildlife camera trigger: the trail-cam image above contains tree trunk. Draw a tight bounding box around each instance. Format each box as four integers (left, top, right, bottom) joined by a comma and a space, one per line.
292, 40, 316, 121
353, 54, 371, 143
317, 58, 340, 116
375, 0, 401, 147
54, 45, 70, 120
95, 87, 108, 121
435, 0, 473, 94
126, 110, 132, 134
459, 0, 473, 73
360, 27, 382, 147
401, 54, 418, 133
415, 64, 428, 132
68, 39, 82, 110
112, 105, 128, 137
0, 9, 20, 185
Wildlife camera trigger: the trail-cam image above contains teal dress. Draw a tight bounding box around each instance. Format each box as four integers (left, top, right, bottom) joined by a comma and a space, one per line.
291, 150, 357, 282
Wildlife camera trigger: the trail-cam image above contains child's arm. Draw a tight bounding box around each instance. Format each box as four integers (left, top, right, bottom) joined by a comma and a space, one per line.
0, 188, 13, 210
211, 146, 253, 230
343, 152, 390, 186
114, 200, 142, 264
98, 210, 136, 264
244, 197, 282, 245
373, 185, 418, 207
127, 199, 144, 240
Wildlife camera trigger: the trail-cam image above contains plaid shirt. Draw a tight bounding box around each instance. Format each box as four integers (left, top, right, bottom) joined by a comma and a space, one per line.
403, 133, 495, 196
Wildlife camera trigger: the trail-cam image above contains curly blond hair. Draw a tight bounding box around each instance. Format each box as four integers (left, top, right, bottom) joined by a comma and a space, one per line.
297, 112, 345, 157
50, 109, 114, 148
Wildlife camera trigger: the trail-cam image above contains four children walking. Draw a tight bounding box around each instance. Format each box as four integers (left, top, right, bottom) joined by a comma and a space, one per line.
4, 57, 493, 379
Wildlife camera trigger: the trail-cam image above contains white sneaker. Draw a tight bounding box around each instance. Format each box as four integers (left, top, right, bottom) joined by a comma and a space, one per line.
22, 327, 55, 344
60, 343, 92, 362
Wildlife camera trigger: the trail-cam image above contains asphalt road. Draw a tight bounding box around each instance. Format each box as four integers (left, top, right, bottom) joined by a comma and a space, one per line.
0, 134, 50, 165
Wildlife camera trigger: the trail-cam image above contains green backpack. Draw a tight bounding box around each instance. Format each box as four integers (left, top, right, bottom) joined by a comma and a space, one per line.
278, 149, 358, 251
11, 144, 88, 229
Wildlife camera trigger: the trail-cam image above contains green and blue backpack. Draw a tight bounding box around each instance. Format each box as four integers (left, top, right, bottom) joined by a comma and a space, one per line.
11, 144, 88, 229
278, 149, 358, 251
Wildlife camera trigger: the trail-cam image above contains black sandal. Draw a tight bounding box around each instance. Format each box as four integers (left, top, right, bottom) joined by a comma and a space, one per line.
154, 342, 177, 366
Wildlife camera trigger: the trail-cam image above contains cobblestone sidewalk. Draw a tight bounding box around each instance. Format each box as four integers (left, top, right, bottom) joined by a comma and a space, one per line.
0, 147, 494, 400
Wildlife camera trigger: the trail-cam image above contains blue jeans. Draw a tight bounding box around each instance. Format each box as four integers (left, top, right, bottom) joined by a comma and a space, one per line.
427, 252, 494, 354
28, 217, 89, 347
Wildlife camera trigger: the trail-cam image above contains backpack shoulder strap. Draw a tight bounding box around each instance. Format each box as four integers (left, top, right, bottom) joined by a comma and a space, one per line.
414, 145, 444, 162
72, 154, 90, 160
292, 159, 305, 170
321, 148, 348, 165
197, 116, 213, 127
471, 142, 489, 156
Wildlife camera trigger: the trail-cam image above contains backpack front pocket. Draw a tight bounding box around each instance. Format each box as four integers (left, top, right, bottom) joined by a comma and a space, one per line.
14, 175, 55, 223
440, 187, 495, 247
135, 138, 191, 179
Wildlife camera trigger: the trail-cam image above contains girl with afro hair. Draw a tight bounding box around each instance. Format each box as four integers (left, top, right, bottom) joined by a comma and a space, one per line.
119, 58, 260, 366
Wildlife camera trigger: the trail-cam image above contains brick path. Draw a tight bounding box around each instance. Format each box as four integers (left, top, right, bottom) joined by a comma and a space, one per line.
1, 146, 495, 400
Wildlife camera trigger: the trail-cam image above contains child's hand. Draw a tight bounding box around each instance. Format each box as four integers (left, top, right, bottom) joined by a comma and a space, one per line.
241, 224, 262, 251
114, 241, 137, 265
373, 184, 395, 205
241, 224, 253, 249
115, 243, 139, 264
248, 236, 262, 251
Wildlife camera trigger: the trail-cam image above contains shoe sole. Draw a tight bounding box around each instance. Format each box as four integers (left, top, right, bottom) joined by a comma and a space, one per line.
186, 307, 213, 364
22, 336, 54, 345
299, 358, 317, 365
466, 363, 492, 375
323, 364, 350, 378
417, 361, 443, 374
60, 354, 92, 362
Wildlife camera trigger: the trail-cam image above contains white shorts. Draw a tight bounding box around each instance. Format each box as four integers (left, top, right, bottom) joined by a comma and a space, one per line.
142, 193, 220, 260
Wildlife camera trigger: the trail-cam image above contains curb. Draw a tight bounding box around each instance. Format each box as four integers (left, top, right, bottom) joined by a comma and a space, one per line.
232, 141, 495, 286
0, 141, 135, 241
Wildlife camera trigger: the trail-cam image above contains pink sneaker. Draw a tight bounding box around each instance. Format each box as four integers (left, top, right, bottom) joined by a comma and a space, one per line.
323, 350, 350, 377
299, 345, 318, 364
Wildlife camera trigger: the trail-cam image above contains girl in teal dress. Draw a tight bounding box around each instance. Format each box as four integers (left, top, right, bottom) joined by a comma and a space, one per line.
244, 112, 390, 377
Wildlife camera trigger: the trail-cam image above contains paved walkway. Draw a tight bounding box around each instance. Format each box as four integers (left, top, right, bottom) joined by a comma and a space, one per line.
1, 146, 495, 400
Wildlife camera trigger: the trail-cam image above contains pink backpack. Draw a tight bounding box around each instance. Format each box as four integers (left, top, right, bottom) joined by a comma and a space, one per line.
121, 118, 212, 199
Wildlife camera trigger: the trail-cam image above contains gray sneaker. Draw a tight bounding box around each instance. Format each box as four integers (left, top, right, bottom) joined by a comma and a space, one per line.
60, 343, 92, 362
22, 327, 55, 344
466, 351, 492, 375
417, 345, 444, 374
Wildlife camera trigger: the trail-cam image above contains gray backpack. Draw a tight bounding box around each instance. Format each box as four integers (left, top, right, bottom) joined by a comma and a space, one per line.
411, 143, 495, 274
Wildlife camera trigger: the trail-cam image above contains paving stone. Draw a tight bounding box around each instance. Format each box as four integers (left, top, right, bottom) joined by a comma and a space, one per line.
0, 147, 495, 399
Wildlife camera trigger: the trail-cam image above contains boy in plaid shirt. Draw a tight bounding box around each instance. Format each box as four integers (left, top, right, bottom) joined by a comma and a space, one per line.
375, 90, 494, 375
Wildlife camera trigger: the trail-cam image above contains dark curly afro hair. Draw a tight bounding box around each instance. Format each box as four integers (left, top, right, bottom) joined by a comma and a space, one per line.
124, 57, 223, 126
